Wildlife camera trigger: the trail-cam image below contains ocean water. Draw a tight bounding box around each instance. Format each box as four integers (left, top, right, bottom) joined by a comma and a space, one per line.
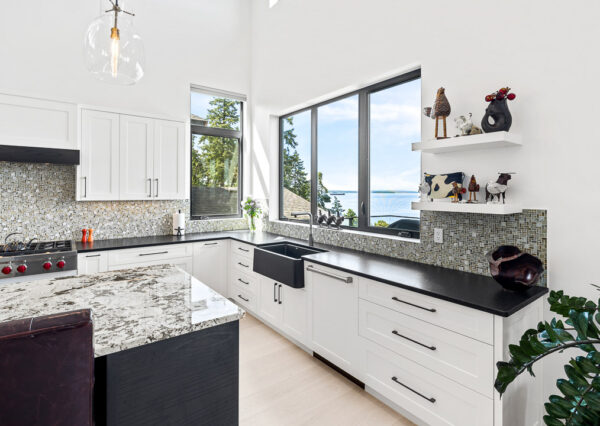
323, 191, 419, 225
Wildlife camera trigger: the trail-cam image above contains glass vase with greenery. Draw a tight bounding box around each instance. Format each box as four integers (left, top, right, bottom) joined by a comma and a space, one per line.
242, 197, 262, 232
495, 290, 600, 425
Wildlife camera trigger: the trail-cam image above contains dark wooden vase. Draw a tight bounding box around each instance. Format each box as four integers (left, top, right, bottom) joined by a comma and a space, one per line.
486, 245, 544, 292
481, 98, 512, 133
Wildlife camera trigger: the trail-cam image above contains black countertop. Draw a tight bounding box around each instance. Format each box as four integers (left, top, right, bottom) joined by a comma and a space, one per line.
76, 230, 548, 317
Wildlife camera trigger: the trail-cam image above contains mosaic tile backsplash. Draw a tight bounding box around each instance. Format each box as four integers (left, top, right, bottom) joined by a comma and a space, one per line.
1, 162, 547, 283
267, 209, 547, 282
0, 162, 248, 241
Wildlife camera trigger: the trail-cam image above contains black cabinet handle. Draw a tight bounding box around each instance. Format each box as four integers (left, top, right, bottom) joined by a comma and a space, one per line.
85, 254, 101, 258
147, 178, 152, 198
391, 376, 436, 404
278, 284, 282, 304
238, 262, 249, 268
391, 296, 436, 313
204, 242, 218, 246
237, 294, 249, 302
273, 283, 277, 302
392, 330, 436, 351
238, 247, 249, 252
238, 278, 249, 285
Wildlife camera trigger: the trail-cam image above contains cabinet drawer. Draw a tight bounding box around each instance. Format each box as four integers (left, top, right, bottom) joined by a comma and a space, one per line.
231, 283, 256, 312
359, 278, 493, 344
232, 253, 253, 274
108, 244, 192, 266
365, 343, 493, 426
359, 299, 493, 397
231, 241, 254, 260
230, 270, 258, 294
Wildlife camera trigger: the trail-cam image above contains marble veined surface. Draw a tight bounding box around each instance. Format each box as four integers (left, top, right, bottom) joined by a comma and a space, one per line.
0, 265, 244, 357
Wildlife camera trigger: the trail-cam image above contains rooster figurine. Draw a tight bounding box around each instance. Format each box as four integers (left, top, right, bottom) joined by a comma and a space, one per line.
467, 175, 480, 203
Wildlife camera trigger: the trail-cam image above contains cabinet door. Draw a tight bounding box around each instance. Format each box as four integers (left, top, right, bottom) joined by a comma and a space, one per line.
257, 277, 282, 325
80, 110, 120, 200
192, 241, 228, 295
280, 285, 308, 345
307, 263, 358, 375
77, 252, 108, 275
153, 119, 186, 200
119, 115, 154, 200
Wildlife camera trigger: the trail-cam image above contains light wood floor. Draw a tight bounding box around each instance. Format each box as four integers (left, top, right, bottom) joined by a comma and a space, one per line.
239, 314, 414, 426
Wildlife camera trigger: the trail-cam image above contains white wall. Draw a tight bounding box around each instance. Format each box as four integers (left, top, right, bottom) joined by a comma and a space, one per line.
249, 0, 600, 404
0, 0, 250, 121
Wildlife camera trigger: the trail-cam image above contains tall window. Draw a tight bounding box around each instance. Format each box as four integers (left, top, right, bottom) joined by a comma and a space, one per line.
191, 87, 244, 218
279, 70, 421, 238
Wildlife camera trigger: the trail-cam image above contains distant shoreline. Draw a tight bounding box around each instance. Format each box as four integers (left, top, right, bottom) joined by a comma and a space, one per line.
330, 190, 418, 194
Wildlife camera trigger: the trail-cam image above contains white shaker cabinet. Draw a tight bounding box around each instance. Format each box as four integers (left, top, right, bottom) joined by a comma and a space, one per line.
153, 119, 186, 200
77, 252, 108, 275
192, 240, 229, 295
119, 115, 155, 200
79, 110, 120, 200
79, 108, 186, 201
306, 262, 360, 376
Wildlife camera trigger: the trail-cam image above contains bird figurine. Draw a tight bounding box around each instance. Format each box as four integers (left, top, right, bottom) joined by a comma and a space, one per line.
467, 175, 480, 203
317, 210, 328, 227
486, 173, 514, 204
433, 87, 451, 139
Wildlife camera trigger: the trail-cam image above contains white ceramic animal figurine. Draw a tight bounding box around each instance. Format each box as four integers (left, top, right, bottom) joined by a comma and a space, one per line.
418, 181, 431, 202
455, 113, 482, 136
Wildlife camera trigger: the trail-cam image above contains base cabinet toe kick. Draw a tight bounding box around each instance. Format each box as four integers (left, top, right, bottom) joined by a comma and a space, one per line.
78, 238, 545, 426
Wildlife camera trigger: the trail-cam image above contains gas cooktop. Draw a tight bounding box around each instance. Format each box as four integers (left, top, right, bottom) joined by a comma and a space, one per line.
0, 240, 73, 257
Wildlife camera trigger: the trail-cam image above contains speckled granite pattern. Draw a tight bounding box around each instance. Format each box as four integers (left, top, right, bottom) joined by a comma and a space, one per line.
0, 264, 244, 357
0, 162, 247, 241
267, 209, 547, 283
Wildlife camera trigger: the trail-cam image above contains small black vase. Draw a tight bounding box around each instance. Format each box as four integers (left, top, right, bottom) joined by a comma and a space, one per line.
481, 98, 512, 133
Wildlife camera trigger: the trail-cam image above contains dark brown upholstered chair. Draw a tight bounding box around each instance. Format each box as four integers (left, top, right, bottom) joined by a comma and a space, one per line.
0, 309, 94, 426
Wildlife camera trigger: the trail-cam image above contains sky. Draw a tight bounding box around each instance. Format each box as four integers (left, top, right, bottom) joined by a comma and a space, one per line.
191, 78, 422, 192
283, 78, 421, 192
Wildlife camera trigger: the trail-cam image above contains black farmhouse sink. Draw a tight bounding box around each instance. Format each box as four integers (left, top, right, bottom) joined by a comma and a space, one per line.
253, 242, 326, 288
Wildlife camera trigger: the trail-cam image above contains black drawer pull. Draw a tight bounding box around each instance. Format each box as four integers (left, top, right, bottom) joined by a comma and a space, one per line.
278, 284, 282, 305
238, 278, 249, 285
237, 294, 249, 302
204, 242, 218, 246
391, 376, 436, 404
238, 262, 249, 268
85, 254, 101, 258
238, 247, 249, 252
392, 330, 436, 351
273, 283, 277, 302
139, 251, 169, 257
391, 296, 436, 313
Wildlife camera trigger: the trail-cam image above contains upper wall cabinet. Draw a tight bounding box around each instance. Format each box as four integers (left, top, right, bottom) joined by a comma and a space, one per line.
78, 108, 186, 201
0, 93, 77, 150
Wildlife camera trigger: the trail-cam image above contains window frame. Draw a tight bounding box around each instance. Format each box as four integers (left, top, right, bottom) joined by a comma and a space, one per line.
279, 69, 421, 238
190, 99, 244, 220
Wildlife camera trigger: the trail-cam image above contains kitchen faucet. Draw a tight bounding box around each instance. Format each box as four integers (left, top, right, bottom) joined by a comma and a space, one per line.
291, 212, 314, 246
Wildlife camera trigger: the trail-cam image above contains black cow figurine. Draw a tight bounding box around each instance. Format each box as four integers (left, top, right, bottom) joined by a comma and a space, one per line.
485, 173, 514, 204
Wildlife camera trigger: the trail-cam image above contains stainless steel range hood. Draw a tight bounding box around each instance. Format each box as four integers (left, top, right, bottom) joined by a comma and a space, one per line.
0, 144, 80, 165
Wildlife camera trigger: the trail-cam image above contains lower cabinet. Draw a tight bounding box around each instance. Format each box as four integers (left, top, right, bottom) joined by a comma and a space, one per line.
257, 276, 308, 346
305, 262, 359, 377
192, 240, 229, 295
78, 252, 109, 274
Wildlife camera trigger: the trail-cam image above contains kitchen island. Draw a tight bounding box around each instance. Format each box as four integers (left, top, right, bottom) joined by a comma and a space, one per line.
0, 264, 244, 425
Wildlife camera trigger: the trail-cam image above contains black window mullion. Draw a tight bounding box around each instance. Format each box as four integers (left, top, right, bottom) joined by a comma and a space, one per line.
310, 107, 318, 221
358, 90, 369, 231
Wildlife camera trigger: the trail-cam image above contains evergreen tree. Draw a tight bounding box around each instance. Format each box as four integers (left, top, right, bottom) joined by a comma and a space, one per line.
282, 117, 310, 200
317, 172, 330, 209
192, 98, 240, 187
330, 196, 344, 216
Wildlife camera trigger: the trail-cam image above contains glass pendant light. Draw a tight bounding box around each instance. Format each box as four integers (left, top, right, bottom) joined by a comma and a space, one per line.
84, 0, 144, 85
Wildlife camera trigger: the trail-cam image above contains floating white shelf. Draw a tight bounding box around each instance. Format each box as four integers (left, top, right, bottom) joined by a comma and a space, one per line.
412, 131, 521, 154
411, 201, 523, 215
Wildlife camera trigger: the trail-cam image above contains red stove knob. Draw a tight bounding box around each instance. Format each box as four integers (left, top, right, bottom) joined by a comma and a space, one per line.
1, 266, 12, 275
42, 261, 52, 270
16, 264, 27, 273
56, 260, 66, 269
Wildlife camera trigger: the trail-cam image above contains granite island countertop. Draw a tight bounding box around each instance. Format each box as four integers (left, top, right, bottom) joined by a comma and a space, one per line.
0, 264, 244, 357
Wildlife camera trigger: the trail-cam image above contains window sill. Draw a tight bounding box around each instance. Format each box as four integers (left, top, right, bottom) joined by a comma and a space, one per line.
189, 216, 243, 221
270, 220, 420, 244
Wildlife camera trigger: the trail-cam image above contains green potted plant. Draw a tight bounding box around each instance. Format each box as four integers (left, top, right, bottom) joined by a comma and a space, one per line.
495, 290, 600, 425
242, 197, 262, 232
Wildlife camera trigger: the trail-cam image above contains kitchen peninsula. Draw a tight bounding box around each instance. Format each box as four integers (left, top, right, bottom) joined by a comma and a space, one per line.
0, 265, 244, 425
